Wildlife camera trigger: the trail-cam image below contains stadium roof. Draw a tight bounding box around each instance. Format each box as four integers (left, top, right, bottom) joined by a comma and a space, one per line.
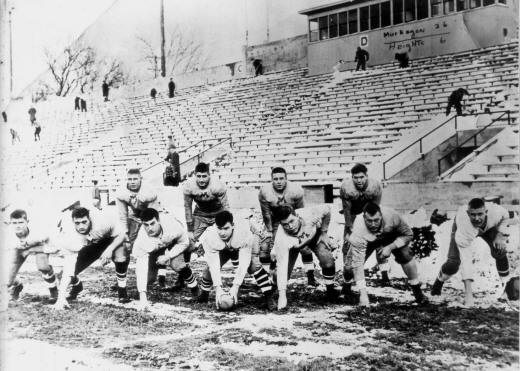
299, 0, 365, 16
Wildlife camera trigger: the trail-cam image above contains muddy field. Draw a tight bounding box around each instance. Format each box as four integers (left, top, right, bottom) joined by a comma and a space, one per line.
2, 260, 518, 371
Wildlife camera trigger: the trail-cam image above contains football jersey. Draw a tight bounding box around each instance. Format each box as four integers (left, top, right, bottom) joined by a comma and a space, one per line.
133, 215, 189, 259
116, 183, 160, 228
340, 177, 382, 229
6, 224, 50, 252
258, 181, 304, 232
200, 221, 253, 287
183, 177, 229, 229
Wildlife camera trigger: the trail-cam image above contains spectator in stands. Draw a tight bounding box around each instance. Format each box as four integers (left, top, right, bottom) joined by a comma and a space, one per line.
9, 124, 20, 145
355, 47, 369, 71
167, 135, 175, 149
252, 58, 263, 76
102, 80, 110, 102
32, 120, 41, 141
92, 180, 102, 210
332, 60, 344, 74
168, 79, 176, 98
395, 52, 409, 68
28, 107, 37, 124
74, 97, 80, 111
150, 88, 157, 101
446, 88, 470, 116
2, 110, 7, 123
164, 145, 181, 187
80, 98, 87, 112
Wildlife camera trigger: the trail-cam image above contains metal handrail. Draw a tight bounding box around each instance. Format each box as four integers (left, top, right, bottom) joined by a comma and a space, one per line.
437, 110, 510, 177
181, 136, 233, 168
142, 136, 232, 173
382, 110, 512, 180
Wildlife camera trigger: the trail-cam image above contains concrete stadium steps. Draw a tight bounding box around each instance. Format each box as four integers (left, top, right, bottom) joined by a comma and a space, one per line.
440, 125, 520, 182
1, 42, 518, 192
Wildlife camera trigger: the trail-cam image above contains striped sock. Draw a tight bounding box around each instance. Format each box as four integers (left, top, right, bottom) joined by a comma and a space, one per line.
180, 266, 197, 288
200, 276, 213, 292
322, 267, 335, 286
252, 267, 272, 293
41, 267, 57, 288
115, 262, 127, 288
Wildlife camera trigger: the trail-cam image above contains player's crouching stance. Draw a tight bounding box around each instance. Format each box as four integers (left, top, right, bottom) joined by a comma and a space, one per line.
134, 208, 199, 311
53, 207, 126, 310
431, 198, 512, 307
343, 203, 428, 306
197, 210, 276, 311
5, 209, 59, 304
274, 205, 339, 311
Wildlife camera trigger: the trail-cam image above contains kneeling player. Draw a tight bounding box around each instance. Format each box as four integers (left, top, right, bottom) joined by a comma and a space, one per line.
431, 198, 511, 306
344, 203, 428, 306
53, 207, 127, 309
5, 209, 58, 303
134, 208, 199, 310
274, 204, 339, 310
198, 210, 276, 310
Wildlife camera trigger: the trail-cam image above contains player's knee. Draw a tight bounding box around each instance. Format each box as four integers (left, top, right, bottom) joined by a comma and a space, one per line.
318, 256, 335, 271
170, 259, 186, 272
394, 247, 413, 265
343, 267, 354, 282
34, 254, 50, 271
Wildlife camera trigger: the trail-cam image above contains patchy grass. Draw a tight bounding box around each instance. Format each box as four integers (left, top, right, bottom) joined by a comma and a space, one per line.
6, 264, 519, 370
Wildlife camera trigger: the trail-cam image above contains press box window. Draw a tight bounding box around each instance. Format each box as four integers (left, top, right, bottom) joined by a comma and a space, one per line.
457, 0, 469, 10
348, 9, 358, 34
431, 0, 443, 15
483, 0, 495, 4
393, 0, 404, 24
339, 11, 348, 35
444, 0, 456, 13
470, 0, 482, 7
381, 1, 391, 27
405, 0, 416, 21
370, 3, 380, 29
329, 13, 338, 38
360, 6, 369, 31
319, 16, 328, 40
309, 19, 319, 42
417, 0, 429, 19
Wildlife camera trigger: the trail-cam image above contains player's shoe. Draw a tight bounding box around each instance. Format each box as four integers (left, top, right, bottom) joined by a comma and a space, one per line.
380, 271, 391, 287
197, 290, 209, 303
306, 271, 318, 287
157, 275, 166, 288
118, 287, 131, 304
66, 282, 83, 301
190, 285, 200, 298
411, 284, 429, 305
48, 287, 59, 304
264, 290, 277, 311
430, 279, 444, 296
325, 285, 340, 302
9, 283, 23, 301
342, 284, 358, 305
169, 278, 185, 292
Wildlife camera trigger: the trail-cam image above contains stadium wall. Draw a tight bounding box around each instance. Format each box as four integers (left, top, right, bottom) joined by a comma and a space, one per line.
305, 3, 517, 74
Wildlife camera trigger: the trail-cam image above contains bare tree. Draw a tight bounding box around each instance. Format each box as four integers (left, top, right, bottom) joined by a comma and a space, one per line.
44, 43, 96, 97
137, 27, 208, 78
96, 58, 127, 89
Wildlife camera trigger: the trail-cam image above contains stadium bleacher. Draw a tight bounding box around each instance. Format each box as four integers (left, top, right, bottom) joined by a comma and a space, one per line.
1, 42, 518, 193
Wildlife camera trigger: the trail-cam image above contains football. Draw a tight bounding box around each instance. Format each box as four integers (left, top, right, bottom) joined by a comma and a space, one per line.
217, 292, 235, 311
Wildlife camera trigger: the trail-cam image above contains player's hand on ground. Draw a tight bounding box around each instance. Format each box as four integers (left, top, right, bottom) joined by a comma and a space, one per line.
215, 286, 224, 309
277, 290, 287, 311
156, 254, 170, 266
229, 285, 239, 305
359, 291, 369, 307
137, 299, 150, 311
53, 299, 70, 310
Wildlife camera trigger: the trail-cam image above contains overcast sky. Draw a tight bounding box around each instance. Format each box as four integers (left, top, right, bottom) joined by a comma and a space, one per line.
10, 0, 332, 93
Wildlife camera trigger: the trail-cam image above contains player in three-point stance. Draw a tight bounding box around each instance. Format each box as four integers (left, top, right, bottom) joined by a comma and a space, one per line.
339, 163, 388, 293
431, 198, 512, 307
53, 207, 126, 309
5, 209, 59, 304
133, 208, 199, 310
183, 163, 231, 271
258, 167, 318, 287
116, 168, 165, 292
273, 204, 339, 310
343, 203, 428, 306
197, 210, 276, 310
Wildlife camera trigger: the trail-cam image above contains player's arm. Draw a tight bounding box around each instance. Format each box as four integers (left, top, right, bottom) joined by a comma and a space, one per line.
54, 251, 78, 309
183, 191, 195, 233
349, 216, 370, 305
340, 187, 354, 235
216, 185, 230, 210
163, 229, 190, 260
258, 190, 273, 233
133, 236, 150, 309
99, 223, 126, 265
373, 181, 383, 205
294, 186, 305, 209
116, 197, 129, 234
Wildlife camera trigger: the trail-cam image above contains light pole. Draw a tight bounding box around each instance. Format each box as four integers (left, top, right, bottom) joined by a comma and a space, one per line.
8, 6, 13, 95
